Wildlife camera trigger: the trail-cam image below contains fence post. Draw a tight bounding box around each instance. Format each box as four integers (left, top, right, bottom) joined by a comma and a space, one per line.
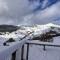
43, 45, 46, 51
21, 45, 24, 60
26, 43, 29, 60
11, 51, 16, 60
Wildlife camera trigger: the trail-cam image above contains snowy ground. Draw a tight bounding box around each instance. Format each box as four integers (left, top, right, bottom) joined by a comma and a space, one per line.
28, 45, 60, 60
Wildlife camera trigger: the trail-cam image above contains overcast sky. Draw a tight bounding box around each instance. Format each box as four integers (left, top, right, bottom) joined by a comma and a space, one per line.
0, 0, 60, 25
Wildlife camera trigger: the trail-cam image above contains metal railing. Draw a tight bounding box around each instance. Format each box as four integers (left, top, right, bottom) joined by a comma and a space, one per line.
21, 40, 60, 60
0, 32, 33, 60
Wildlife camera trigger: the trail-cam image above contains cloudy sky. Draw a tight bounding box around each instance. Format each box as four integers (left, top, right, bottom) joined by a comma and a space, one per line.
0, 0, 60, 25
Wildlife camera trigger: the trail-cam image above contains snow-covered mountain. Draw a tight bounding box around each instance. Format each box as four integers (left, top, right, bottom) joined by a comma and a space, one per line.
0, 23, 60, 45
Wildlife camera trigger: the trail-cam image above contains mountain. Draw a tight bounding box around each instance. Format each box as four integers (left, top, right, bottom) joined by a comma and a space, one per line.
0, 25, 19, 33
28, 23, 60, 42
0, 23, 60, 45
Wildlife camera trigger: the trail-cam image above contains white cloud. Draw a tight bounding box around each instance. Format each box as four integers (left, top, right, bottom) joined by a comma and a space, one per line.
0, 0, 60, 25
41, 0, 48, 9
0, 0, 31, 25
22, 1, 60, 25
0, 0, 8, 14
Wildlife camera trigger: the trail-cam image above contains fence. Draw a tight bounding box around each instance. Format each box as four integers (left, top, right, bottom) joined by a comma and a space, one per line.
21, 40, 60, 60
0, 39, 60, 60
0, 32, 33, 60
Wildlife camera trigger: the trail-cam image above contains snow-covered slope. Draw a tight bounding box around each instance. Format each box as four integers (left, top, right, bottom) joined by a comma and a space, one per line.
0, 23, 60, 45
28, 23, 60, 37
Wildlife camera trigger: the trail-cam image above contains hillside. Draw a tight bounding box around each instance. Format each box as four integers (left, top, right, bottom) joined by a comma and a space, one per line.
0, 25, 19, 33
